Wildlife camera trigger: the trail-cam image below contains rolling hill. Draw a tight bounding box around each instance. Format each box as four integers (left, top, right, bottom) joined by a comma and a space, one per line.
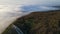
3, 10, 60, 34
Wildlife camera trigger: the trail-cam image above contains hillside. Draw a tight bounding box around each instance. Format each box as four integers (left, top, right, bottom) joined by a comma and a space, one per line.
3, 10, 60, 34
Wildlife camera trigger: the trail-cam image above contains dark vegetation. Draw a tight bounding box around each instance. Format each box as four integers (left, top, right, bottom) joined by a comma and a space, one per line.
2, 24, 19, 34
3, 10, 60, 34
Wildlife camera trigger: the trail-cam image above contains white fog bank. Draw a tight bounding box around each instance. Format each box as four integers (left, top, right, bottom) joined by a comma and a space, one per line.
0, 5, 30, 34
0, 0, 60, 34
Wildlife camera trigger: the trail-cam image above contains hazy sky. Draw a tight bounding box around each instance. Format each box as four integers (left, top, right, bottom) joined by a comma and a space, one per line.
0, 0, 60, 6
0, 0, 60, 12
0, 0, 60, 20
0, 0, 60, 17
0, 0, 60, 34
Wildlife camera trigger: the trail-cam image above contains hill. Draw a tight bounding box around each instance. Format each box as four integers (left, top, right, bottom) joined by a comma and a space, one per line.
3, 10, 60, 34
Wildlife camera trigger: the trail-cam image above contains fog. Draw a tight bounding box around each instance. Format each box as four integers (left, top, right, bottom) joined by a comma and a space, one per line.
0, 0, 60, 34
0, 5, 30, 34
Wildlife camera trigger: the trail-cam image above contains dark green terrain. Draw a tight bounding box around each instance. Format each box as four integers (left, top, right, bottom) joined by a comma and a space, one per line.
3, 10, 60, 34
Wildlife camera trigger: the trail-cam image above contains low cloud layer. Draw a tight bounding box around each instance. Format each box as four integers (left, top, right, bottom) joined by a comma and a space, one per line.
0, 0, 60, 34
0, 0, 60, 15
21, 5, 59, 11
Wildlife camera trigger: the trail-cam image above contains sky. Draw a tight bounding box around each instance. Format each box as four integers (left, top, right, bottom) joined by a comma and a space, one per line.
0, 0, 60, 34
0, 0, 60, 16
0, 0, 60, 5
0, 0, 60, 12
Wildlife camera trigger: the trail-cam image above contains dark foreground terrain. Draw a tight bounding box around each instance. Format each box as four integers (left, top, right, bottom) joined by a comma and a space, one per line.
3, 10, 60, 34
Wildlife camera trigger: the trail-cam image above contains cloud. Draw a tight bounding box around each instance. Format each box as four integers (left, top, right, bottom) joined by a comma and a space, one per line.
0, 5, 20, 16
0, 0, 60, 13
0, 0, 60, 5
0, 5, 27, 34
21, 5, 59, 11
0, 0, 60, 34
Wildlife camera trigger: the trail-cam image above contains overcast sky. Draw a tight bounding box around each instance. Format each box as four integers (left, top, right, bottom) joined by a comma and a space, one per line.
0, 0, 60, 16
0, 0, 60, 17
0, 0, 60, 34
0, 0, 60, 11
0, 0, 60, 5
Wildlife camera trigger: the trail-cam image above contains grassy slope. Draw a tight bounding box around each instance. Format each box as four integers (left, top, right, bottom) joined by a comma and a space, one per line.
2, 24, 18, 34
13, 10, 60, 34
3, 10, 60, 34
